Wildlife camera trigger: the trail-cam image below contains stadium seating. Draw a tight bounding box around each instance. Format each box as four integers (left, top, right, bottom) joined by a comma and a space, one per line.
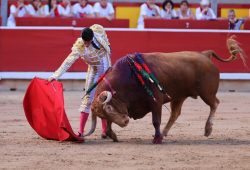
15, 17, 129, 28
115, 3, 250, 28
3, 1, 250, 28
144, 19, 229, 29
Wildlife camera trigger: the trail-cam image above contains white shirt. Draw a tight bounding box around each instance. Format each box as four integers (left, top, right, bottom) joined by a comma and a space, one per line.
57, 4, 71, 16
7, 4, 28, 27
195, 7, 216, 20
176, 8, 193, 19
26, 4, 49, 16
72, 3, 94, 18
137, 3, 160, 29
44, 5, 59, 17
41, 5, 50, 16
93, 2, 114, 17
9, 4, 28, 17
160, 9, 177, 19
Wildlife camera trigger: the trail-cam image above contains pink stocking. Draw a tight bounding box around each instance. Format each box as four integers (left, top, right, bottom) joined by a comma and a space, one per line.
79, 112, 89, 135
101, 119, 107, 134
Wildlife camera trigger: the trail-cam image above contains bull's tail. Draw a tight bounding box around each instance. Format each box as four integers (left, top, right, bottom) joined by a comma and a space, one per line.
202, 35, 248, 68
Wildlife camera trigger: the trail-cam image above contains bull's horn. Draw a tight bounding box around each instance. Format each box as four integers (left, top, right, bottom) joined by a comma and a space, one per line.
83, 114, 97, 137
98, 91, 112, 104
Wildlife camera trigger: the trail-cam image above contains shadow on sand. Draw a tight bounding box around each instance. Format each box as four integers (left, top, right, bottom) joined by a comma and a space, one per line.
72, 137, 250, 146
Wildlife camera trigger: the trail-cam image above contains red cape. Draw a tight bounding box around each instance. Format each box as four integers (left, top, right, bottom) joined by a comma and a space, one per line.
23, 77, 84, 142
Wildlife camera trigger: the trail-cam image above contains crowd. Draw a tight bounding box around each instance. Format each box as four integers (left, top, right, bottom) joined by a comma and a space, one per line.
5, 0, 248, 30
7, 0, 114, 26
137, 0, 244, 29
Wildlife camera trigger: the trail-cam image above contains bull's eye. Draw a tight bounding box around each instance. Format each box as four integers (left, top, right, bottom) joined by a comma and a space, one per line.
105, 104, 113, 113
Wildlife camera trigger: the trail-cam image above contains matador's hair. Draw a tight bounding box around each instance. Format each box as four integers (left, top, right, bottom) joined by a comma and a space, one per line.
81, 27, 94, 41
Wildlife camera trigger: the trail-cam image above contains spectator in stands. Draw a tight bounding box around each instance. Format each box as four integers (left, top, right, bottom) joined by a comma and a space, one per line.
160, 0, 177, 19
26, 0, 48, 17
228, 9, 244, 30
176, 0, 194, 19
46, 0, 60, 17
73, 0, 94, 18
196, 0, 216, 20
7, 0, 29, 27
137, 0, 160, 29
93, 0, 115, 21
57, 0, 73, 17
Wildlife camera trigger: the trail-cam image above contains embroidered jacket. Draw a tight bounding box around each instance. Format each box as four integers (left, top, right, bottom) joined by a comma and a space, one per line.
51, 24, 111, 79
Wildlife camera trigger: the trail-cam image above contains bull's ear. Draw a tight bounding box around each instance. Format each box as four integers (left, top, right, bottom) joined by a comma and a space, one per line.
104, 104, 114, 114
91, 99, 105, 118
98, 91, 112, 104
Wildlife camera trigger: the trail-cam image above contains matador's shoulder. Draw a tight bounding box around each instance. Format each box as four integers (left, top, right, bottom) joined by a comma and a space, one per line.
90, 24, 105, 35
72, 38, 85, 52
90, 24, 110, 53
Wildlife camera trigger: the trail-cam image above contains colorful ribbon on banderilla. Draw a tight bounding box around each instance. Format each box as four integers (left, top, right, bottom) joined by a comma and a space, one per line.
134, 53, 164, 92
127, 53, 169, 102
82, 67, 111, 99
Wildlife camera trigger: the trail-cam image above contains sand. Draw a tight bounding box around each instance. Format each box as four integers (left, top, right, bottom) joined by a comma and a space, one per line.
1, 91, 250, 170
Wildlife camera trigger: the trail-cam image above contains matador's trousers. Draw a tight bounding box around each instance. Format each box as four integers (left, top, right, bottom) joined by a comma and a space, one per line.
79, 56, 110, 113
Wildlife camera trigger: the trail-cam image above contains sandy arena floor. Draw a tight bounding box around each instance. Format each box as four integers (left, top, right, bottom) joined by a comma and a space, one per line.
0, 91, 250, 170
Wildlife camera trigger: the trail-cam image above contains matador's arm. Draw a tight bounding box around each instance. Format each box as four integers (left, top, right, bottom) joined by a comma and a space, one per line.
50, 38, 84, 80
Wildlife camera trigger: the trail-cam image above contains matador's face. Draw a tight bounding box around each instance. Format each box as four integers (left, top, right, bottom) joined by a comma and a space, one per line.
84, 40, 92, 47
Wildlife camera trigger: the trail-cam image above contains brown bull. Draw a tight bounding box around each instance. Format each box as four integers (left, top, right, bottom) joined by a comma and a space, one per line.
86, 36, 247, 144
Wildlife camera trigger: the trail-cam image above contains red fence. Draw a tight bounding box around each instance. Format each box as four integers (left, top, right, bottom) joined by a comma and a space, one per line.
144, 19, 229, 29
244, 20, 250, 30
0, 28, 249, 73
13, 17, 250, 30
15, 17, 129, 28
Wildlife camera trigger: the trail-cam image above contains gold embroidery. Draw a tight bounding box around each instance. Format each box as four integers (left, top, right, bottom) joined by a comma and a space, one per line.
50, 24, 111, 80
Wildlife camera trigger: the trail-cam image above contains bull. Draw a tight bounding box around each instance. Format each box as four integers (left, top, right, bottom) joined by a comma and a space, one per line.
86, 36, 247, 144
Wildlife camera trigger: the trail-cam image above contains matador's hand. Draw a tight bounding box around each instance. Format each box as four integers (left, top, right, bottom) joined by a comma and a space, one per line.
48, 77, 55, 82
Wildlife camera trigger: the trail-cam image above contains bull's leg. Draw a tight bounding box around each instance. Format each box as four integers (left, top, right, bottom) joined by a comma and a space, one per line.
152, 106, 163, 144
106, 120, 118, 142
203, 97, 220, 137
162, 98, 186, 137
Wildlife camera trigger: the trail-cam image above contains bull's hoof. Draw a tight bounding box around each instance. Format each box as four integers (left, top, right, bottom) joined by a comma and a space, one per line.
112, 138, 119, 142
204, 125, 213, 137
106, 130, 119, 142
152, 135, 163, 144
110, 134, 118, 142
162, 129, 168, 137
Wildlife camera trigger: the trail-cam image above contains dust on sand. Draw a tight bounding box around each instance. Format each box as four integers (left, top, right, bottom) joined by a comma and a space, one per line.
1, 91, 250, 170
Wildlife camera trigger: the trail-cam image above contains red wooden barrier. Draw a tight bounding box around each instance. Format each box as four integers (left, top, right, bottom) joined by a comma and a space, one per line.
144, 19, 229, 29
15, 17, 129, 28
0, 28, 249, 73
244, 20, 250, 30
